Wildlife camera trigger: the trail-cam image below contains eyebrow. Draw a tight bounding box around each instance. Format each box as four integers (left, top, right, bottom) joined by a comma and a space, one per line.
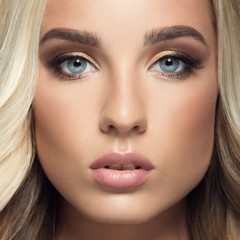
40, 28, 102, 47
144, 26, 207, 47
40, 26, 207, 49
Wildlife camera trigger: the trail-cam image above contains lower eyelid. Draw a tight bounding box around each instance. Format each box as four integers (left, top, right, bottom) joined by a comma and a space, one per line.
149, 67, 193, 80
53, 67, 97, 81
148, 58, 195, 80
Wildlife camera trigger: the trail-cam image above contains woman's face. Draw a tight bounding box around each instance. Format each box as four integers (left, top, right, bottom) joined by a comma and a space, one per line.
35, 0, 217, 224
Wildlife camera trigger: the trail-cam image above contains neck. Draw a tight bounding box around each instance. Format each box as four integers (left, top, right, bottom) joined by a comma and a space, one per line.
56, 199, 191, 240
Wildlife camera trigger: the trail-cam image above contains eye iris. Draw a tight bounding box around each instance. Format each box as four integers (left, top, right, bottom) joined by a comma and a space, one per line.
159, 58, 180, 73
67, 58, 87, 74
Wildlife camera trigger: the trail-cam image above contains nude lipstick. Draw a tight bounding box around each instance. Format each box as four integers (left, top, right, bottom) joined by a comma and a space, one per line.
90, 152, 154, 189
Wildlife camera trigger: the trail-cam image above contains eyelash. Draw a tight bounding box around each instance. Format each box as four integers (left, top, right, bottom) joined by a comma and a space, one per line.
45, 52, 201, 81
148, 53, 202, 80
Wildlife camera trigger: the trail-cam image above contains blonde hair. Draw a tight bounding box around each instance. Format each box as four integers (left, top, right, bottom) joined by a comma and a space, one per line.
187, 0, 240, 239
0, 0, 48, 239
0, 0, 239, 239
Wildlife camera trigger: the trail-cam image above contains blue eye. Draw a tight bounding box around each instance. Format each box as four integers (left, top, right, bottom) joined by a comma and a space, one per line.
159, 58, 184, 72
46, 53, 98, 80
60, 57, 94, 75
152, 57, 185, 73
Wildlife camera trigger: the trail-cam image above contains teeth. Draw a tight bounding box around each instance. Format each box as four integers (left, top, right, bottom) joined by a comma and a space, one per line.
108, 164, 122, 170
122, 164, 136, 170
106, 164, 140, 170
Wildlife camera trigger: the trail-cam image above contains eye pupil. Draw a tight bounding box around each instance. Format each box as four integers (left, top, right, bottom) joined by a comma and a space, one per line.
165, 58, 173, 66
73, 59, 82, 67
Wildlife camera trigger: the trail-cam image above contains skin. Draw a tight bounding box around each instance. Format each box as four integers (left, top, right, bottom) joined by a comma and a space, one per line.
34, 0, 218, 239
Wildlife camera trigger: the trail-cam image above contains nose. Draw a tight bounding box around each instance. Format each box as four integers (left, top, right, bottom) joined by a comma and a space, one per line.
99, 72, 147, 136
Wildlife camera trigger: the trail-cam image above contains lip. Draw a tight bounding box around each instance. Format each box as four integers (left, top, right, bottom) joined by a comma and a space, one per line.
90, 152, 154, 189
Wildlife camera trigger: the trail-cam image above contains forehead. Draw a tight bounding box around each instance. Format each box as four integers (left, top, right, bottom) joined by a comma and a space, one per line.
41, 0, 215, 46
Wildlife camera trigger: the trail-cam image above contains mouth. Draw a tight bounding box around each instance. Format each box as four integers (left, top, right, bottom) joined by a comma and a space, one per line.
104, 164, 141, 170
90, 152, 154, 189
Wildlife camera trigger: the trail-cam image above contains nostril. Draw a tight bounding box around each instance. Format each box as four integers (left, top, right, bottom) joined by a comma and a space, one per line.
99, 102, 147, 135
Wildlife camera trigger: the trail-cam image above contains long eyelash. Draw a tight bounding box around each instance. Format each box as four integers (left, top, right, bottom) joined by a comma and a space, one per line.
45, 55, 90, 80
155, 53, 202, 80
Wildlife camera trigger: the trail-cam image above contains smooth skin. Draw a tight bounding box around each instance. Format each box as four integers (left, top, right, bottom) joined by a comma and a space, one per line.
34, 0, 218, 239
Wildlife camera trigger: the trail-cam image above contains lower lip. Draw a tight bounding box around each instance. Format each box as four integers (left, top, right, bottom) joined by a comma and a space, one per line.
91, 168, 152, 188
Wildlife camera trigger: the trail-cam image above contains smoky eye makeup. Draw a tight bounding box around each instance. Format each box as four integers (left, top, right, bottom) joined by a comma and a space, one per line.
44, 51, 99, 80
147, 50, 203, 80
41, 45, 204, 81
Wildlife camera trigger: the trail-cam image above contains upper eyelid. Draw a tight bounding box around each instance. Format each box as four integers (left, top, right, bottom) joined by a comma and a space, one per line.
47, 50, 198, 73
147, 51, 192, 67
147, 51, 201, 71
52, 52, 100, 69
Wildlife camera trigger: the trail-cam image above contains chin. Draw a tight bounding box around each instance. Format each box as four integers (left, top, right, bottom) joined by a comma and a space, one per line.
82, 209, 157, 225
71, 196, 183, 226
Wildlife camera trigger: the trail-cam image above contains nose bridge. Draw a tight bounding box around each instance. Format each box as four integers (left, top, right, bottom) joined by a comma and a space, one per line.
99, 64, 147, 135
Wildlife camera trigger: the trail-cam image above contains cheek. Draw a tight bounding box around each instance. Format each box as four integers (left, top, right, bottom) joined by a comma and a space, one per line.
33, 87, 76, 160
167, 88, 216, 179
168, 87, 216, 155
149, 67, 217, 155
32, 69, 98, 182
34, 67, 99, 150
146, 74, 218, 203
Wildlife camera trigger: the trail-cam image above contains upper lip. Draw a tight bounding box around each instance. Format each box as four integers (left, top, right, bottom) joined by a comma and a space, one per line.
90, 152, 154, 170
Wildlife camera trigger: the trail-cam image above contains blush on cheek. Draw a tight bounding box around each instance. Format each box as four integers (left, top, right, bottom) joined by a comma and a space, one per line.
151, 88, 217, 210
151, 76, 218, 182
168, 87, 217, 179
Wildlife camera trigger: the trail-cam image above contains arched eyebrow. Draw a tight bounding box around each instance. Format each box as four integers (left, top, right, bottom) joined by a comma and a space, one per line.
40, 28, 102, 47
144, 26, 208, 47
40, 26, 207, 48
